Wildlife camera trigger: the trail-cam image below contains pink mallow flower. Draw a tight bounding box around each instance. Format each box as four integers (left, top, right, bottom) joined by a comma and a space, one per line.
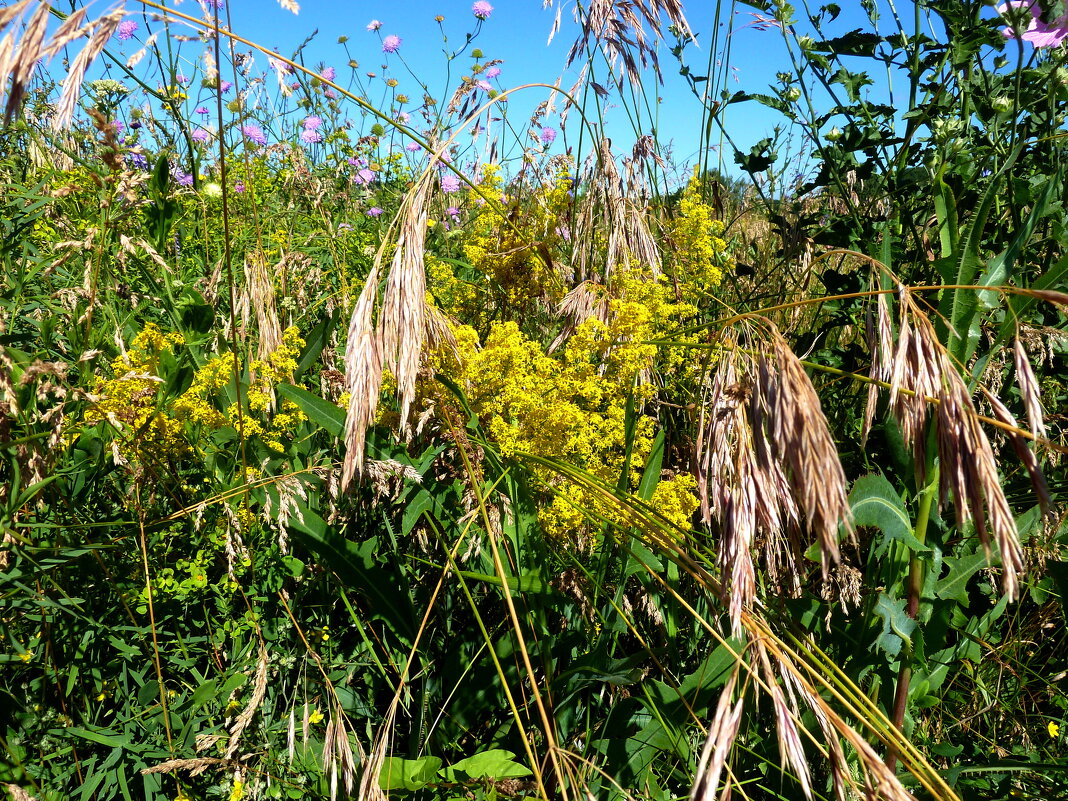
999, 0, 1068, 47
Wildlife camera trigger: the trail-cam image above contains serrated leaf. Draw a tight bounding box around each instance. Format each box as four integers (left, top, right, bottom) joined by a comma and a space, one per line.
848, 474, 926, 557
937, 548, 995, 605
874, 593, 916, 658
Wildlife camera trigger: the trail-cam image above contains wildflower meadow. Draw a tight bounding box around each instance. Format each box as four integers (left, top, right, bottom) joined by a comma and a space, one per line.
1, 1, 1067, 800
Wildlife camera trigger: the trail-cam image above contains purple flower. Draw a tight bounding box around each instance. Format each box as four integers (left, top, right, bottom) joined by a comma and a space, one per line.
382, 35, 402, 54
440, 173, 461, 193
999, 0, 1068, 47
113, 121, 124, 134
303, 115, 323, 130
540, 126, 557, 145
127, 152, 150, 171
476, 80, 492, 92
484, 66, 501, 79
396, 112, 411, 124
117, 20, 138, 41
174, 169, 194, 187
367, 19, 382, 31
472, 1, 493, 20
321, 66, 336, 81
353, 168, 376, 185
192, 128, 211, 143
405, 141, 421, 152
234, 180, 246, 193
366, 207, 383, 217
219, 80, 233, 93
324, 89, 337, 100
338, 222, 354, 232
300, 128, 323, 144
446, 206, 460, 219
176, 73, 189, 84
242, 124, 267, 146
195, 106, 210, 116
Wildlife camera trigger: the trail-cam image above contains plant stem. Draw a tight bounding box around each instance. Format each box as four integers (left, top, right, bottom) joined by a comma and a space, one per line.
886, 461, 939, 772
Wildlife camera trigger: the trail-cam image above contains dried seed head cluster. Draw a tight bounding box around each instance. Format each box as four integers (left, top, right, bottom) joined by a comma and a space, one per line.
866, 287, 1031, 599
697, 322, 850, 634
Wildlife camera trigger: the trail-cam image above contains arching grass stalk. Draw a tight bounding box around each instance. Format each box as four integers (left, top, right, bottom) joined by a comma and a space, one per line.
443, 408, 570, 801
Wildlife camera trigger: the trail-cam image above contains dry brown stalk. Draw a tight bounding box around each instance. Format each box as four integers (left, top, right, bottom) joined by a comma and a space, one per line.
224, 640, 269, 759
140, 757, 240, 777
51, 10, 124, 130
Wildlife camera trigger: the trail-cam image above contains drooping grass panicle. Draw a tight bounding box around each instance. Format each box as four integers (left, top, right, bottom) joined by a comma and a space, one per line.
698, 323, 849, 634
341, 263, 382, 489
874, 289, 1029, 598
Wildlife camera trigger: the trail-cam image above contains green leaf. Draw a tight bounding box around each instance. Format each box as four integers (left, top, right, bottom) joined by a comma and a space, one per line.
848, 474, 926, 557
288, 501, 416, 643
379, 756, 443, 791
276, 383, 344, 439
440, 750, 532, 782
874, 592, 916, 658
937, 546, 996, 605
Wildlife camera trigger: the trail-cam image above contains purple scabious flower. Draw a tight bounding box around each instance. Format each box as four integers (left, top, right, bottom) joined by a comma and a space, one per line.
176, 73, 189, 84
382, 35, 402, 54
540, 126, 557, 145
367, 19, 382, 31
219, 80, 233, 93
353, 168, 376, 185
195, 106, 210, 116
234, 180, 246, 193
117, 21, 138, 41
472, 1, 493, 20
484, 66, 501, 79
242, 124, 267, 146
300, 129, 323, 144
174, 169, 194, 187
324, 89, 337, 99
303, 115, 323, 130
192, 128, 211, 143
396, 112, 411, 124
321, 66, 336, 81
476, 80, 492, 92
440, 173, 461, 193
366, 207, 384, 217
405, 141, 421, 152
446, 206, 460, 219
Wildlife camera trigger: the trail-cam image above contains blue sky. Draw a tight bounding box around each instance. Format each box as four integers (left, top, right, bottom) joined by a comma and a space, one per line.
96, 0, 815, 177
86, 1, 1024, 181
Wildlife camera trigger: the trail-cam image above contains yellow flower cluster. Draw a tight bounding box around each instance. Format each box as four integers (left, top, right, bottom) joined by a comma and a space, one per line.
458, 163, 572, 311
668, 174, 730, 299
83, 323, 188, 462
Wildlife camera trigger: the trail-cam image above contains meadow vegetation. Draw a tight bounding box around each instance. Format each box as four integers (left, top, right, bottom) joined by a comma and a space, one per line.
1, 1, 1067, 800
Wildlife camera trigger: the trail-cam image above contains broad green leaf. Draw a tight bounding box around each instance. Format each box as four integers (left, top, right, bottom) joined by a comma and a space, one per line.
379, 756, 442, 791
937, 547, 997, 605
440, 750, 532, 781
849, 473, 926, 557
276, 383, 344, 439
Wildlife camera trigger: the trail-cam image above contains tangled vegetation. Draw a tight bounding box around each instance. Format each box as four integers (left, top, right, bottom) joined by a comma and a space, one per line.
1, 2, 1067, 801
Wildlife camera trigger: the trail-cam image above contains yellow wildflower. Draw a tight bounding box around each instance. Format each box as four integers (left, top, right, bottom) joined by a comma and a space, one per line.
1050, 721, 1061, 739
308, 708, 325, 725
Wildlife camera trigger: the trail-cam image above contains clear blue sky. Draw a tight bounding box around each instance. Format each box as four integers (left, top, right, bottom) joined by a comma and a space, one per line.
90, 1, 1016, 181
